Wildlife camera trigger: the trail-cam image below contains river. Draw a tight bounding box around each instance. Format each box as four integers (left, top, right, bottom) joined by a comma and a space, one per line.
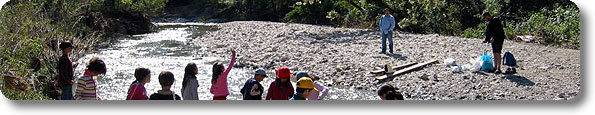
73, 23, 378, 100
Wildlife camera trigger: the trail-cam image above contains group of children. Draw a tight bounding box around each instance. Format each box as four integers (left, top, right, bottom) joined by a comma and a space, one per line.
125, 68, 181, 100
57, 42, 403, 100
123, 49, 238, 100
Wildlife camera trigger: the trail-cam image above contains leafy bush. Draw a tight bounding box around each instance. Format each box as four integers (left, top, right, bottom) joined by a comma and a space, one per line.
1, 88, 53, 100
118, 0, 168, 16
284, 0, 334, 24
0, 0, 168, 100
516, 5, 580, 48
462, 23, 487, 39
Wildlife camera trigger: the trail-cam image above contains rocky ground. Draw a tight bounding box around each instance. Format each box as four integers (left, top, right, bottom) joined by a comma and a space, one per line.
193, 21, 581, 100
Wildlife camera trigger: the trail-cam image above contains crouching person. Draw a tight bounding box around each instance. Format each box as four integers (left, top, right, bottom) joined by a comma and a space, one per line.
377, 84, 404, 100
290, 77, 318, 100
295, 72, 329, 100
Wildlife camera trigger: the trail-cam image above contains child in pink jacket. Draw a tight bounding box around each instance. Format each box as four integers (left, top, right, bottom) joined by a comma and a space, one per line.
126, 67, 151, 100
210, 49, 236, 100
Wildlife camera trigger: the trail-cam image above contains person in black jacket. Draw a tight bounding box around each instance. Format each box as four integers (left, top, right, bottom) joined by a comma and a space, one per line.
57, 42, 79, 100
483, 12, 506, 74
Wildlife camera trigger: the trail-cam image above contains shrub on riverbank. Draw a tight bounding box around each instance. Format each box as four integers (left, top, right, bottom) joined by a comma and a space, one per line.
0, 0, 167, 100
461, 2, 580, 49
1, 0, 99, 100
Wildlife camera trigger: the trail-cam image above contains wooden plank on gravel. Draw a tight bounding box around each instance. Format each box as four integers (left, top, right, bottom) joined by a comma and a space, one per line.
370, 69, 385, 74
370, 62, 417, 74
391, 62, 417, 70
375, 60, 438, 80
392, 60, 438, 76
376, 74, 389, 80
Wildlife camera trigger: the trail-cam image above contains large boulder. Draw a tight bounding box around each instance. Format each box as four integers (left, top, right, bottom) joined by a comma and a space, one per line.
83, 11, 155, 35
112, 11, 154, 35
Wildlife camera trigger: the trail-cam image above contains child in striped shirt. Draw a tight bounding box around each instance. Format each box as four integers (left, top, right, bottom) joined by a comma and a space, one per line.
75, 57, 107, 100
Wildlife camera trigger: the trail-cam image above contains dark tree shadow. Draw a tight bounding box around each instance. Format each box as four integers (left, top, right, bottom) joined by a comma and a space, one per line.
297, 29, 377, 45
504, 74, 535, 86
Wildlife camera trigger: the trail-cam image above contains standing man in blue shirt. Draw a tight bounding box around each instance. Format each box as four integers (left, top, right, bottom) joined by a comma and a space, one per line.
379, 8, 396, 54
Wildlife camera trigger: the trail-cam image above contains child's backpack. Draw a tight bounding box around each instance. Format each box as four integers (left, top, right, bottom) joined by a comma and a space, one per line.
503, 52, 517, 66
480, 53, 494, 71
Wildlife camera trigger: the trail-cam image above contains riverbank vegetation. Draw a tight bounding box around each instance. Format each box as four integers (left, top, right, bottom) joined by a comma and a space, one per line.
165, 0, 580, 49
0, 0, 167, 100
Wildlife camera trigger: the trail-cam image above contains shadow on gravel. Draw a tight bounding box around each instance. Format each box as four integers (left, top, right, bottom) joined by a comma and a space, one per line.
504, 74, 535, 86
305, 30, 377, 44
388, 53, 408, 61
325, 29, 376, 39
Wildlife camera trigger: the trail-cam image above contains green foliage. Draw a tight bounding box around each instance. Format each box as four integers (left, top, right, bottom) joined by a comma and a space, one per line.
1, 89, 53, 100
514, 5, 580, 48
326, 10, 340, 22
116, 0, 168, 16
331, 0, 374, 28
87, 0, 167, 16
390, 0, 484, 35
482, 0, 506, 15
0, 0, 104, 100
462, 23, 487, 39
220, 0, 299, 21
284, 0, 334, 24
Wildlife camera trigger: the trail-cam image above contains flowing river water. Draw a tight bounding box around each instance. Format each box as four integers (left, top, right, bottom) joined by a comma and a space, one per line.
73, 23, 378, 100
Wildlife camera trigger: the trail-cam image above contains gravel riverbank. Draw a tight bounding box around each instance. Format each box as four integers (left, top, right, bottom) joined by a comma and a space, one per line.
194, 21, 580, 100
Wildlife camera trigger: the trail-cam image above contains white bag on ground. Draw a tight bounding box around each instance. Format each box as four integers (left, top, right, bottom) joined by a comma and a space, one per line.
444, 58, 457, 66
451, 65, 463, 73
462, 64, 472, 71
469, 57, 483, 72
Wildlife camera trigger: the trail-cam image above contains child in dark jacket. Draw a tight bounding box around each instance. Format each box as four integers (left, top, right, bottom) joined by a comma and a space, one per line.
57, 42, 79, 100
240, 68, 267, 100
149, 71, 181, 100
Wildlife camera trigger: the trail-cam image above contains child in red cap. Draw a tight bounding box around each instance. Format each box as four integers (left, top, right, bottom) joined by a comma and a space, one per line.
265, 66, 295, 100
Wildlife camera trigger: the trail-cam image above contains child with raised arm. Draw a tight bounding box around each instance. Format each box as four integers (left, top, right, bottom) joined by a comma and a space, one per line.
210, 49, 236, 100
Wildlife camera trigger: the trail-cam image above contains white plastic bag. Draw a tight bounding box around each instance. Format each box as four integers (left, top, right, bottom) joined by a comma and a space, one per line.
451, 65, 462, 73
469, 57, 483, 72
462, 64, 472, 71
444, 58, 457, 66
